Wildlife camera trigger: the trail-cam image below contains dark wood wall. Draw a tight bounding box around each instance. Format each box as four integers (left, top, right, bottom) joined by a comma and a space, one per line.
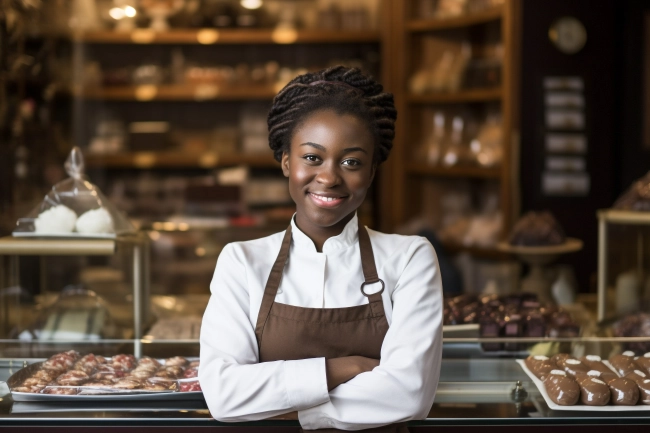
519, 0, 626, 292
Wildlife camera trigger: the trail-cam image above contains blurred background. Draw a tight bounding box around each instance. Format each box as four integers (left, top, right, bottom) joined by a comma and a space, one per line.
0, 0, 649, 357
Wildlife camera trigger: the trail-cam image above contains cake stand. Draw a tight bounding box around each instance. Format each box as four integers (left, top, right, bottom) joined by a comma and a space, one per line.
497, 238, 583, 303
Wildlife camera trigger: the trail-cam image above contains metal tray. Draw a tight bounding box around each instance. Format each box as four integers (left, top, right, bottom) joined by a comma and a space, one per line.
8, 361, 203, 402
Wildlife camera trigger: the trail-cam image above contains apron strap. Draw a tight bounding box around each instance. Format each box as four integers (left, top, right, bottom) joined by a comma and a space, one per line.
254, 224, 292, 349
358, 219, 385, 309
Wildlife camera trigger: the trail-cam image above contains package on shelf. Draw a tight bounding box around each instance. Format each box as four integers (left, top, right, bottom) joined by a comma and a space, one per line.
14, 147, 135, 237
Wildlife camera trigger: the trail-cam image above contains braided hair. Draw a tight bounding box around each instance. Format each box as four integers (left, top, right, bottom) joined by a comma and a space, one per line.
267, 66, 397, 165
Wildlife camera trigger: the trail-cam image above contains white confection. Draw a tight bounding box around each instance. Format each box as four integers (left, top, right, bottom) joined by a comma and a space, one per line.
586, 355, 601, 361
644, 352, 650, 358
34, 205, 77, 234
566, 359, 581, 365
550, 369, 566, 376
623, 351, 635, 356
587, 370, 601, 377
644, 379, 650, 384
534, 355, 549, 360
75, 207, 114, 234
591, 378, 606, 385
635, 370, 646, 377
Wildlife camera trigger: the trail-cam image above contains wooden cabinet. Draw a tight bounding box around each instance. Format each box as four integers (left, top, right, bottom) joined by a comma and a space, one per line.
387, 0, 521, 258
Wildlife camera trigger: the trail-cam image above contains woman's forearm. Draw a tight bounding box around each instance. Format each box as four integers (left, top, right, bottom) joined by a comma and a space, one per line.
325, 356, 379, 390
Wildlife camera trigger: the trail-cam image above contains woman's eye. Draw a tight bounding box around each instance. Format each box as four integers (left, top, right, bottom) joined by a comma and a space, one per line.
342, 159, 361, 167
303, 155, 320, 162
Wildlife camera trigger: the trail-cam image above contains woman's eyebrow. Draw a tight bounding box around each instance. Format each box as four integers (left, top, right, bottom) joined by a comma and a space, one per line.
299, 142, 368, 154
300, 142, 326, 151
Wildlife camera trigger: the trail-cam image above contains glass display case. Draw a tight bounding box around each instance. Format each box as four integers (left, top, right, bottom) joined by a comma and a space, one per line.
0, 234, 149, 358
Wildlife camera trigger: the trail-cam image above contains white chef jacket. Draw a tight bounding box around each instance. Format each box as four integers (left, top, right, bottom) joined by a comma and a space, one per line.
199, 213, 443, 431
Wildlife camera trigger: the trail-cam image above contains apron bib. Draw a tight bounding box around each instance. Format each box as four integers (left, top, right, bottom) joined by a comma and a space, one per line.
254, 219, 409, 433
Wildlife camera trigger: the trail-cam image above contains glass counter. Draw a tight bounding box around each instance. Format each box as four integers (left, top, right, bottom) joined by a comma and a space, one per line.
1, 358, 650, 430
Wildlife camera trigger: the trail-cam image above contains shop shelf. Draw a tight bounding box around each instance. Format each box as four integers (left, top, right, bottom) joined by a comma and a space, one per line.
85, 152, 279, 169
406, 88, 502, 104
71, 84, 279, 101
406, 6, 503, 32
405, 163, 502, 179
67, 29, 381, 45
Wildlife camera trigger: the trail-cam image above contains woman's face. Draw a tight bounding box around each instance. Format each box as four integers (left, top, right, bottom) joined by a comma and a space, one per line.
282, 109, 376, 237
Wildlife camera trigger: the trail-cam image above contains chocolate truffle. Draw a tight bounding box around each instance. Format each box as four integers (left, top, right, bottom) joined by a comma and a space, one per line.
525, 355, 557, 380
558, 358, 590, 377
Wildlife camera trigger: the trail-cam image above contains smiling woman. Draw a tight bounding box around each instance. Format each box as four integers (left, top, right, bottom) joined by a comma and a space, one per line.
199, 66, 443, 433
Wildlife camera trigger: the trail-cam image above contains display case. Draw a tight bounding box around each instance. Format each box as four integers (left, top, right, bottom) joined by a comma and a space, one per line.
0, 234, 150, 358
597, 209, 650, 322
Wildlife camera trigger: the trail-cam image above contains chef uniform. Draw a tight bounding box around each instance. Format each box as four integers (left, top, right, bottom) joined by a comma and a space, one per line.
200, 214, 442, 431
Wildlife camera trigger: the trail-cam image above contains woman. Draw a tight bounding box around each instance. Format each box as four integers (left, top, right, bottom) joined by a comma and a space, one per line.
199, 66, 442, 432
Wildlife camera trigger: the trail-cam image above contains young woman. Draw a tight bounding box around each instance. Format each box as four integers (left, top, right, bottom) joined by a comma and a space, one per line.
199, 66, 442, 432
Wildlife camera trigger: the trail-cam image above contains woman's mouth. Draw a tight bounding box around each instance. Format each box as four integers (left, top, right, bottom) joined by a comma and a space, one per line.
308, 192, 346, 208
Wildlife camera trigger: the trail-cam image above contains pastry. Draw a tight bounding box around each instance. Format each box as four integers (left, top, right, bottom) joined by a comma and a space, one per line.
42, 387, 78, 395
34, 205, 77, 234
525, 355, 556, 380
179, 380, 201, 392
607, 377, 639, 405
543, 370, 580, 405
574, 375, 610, 406
609, 352, 638, 376
634, 353, 650, 376
557, 358, 589, 377
164, 356, 188, 367
183, 367, 199, 378
55, 370, 89, 386
625, 370, 650, 404
579, 355, 613, 374
75, 207, 114, 234
509, 211, 566, 246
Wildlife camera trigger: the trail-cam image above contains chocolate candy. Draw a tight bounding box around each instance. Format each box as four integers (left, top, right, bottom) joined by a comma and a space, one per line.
525, 355, 556, 380
550, 353, 574, 365
608, 377, 640, 405
544, 370, 580, 405
574, 375, 610, 406
558, 358, 590, 377
580, 355, 614, 374
610, 351, 638, 376
625, 370, 650, 405
634, 353, 650, 376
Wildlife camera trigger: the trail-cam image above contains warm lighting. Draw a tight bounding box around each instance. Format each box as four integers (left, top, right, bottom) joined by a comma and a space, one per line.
240, 0, 262, 10
163, 222, 176, 231
148, 230, 161, 241
152, 222, 164, 230
195, 247, 206, 257
178, 223, 189, 231
124, 6, 137, 17
109, 7, 126, 20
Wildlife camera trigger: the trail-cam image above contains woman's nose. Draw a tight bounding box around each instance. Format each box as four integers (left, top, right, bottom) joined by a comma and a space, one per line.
315, 162, 341, 187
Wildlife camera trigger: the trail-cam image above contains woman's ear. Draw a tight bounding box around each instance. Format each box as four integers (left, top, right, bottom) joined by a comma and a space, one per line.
369, 163, 377, 183
281, 151, 290, 177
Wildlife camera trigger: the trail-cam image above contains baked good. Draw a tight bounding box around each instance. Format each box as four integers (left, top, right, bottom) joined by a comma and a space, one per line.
179, 380, 201, 392
625, 370, 650, 404
574, 374, 610, 406
509, 211, 566, 246
42, 387, 78, 395
34, 205, 77, 234
610, 352, 638, 376
557, 358, 589, 377
56, 370, 89, 386
608, 377, 640, 405
634, 353, 650, 376
543, 370, 580, 405
525, 355, 556, 380
164, 356, 188, 367
75, 207, 114, 234
579, 355, 613, 374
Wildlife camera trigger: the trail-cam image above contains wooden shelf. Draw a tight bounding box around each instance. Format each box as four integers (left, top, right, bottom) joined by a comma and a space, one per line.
0, 236, 117, 256
407, 88, 502, 104
85, 152, 279, 169
441, 241, 510, 260
69, 29, 381, 45
406, 163, 502, 179
72, 84, 279, 101
407, 7, 503, 32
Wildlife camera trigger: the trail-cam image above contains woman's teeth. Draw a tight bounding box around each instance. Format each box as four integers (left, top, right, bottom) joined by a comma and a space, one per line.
311, 193, 341, 202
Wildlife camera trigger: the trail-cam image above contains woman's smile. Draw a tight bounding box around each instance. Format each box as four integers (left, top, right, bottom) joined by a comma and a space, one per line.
308, 192, 348, 208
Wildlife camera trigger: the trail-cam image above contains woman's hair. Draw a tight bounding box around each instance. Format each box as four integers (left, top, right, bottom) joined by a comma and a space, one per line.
267, 66, 397, 165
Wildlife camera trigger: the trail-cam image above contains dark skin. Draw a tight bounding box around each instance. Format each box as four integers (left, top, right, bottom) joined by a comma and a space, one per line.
281, 109, 380, 390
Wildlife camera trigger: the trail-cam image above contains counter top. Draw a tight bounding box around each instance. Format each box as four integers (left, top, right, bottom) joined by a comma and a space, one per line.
1, 359, 650, 429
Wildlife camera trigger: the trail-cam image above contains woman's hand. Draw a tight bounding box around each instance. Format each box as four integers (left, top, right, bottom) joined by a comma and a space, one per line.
325, 356, 379, 391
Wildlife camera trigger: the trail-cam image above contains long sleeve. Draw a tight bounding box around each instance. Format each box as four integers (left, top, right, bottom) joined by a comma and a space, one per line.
199, 243, 330, 422
298, 238, 443, 431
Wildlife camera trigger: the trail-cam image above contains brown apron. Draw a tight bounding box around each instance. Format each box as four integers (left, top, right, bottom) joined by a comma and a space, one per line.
254, 219, 409, 433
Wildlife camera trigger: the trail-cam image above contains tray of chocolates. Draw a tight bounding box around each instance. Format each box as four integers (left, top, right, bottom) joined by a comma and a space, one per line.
517, 352, 650, 410
444, 294, 579, 351
7, 351, 203, 401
